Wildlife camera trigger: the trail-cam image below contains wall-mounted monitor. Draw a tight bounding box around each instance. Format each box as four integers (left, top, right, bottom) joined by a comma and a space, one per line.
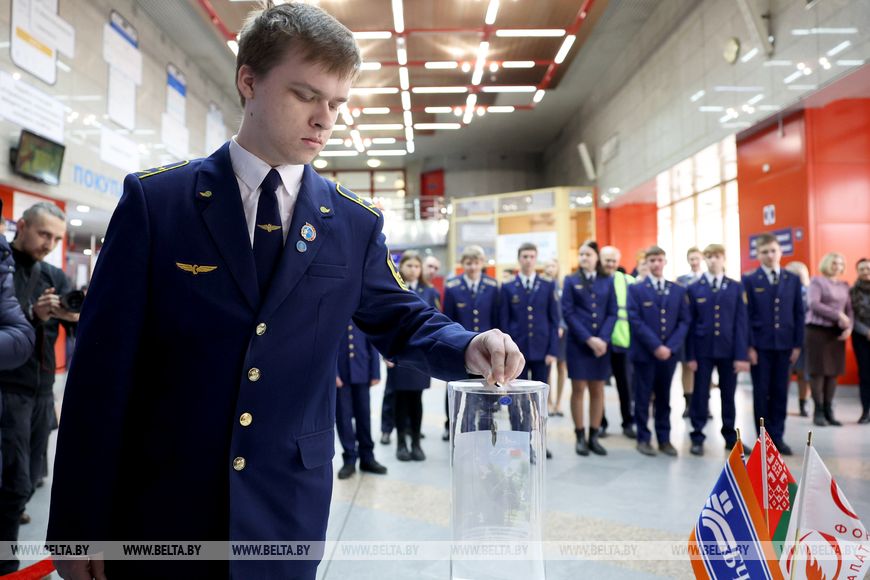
11, 130, 65, 186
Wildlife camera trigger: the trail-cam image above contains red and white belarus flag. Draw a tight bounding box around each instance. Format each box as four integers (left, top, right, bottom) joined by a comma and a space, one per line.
780, 445, 870, 580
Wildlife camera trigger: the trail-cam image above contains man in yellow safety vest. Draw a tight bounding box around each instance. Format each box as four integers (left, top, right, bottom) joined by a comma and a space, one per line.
600, 246, 636, 439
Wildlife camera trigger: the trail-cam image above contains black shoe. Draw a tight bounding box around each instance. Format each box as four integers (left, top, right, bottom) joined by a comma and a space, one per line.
622, 426, 637, 439
575, 429, 590, 456
35, 478, 45, 489
690, 443, 704, 456
338, 464, 356, 479
682, 394, 691, 418
419, 432, 426, 439
442, 428, 450, 441
724, 440, 740, 451
410, 435, 426, 461
799, 399, 808, 417
775, 441, 793, 456
546, 449, 553, 459
380, 432, 391, 445
588, 429, 607, 456
636, 442, 657, 456
813, 406, 828, 427
396, 432, 412, 461
19, 512, 31, 525
598, 426, 609, 439
824, 403, 842, 426
360, 460, 388, 475
659, 442, 678, 457
859, 412, 870, 425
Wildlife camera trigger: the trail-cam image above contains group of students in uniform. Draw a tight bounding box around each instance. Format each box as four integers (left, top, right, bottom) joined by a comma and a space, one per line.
332, 230, 849, 479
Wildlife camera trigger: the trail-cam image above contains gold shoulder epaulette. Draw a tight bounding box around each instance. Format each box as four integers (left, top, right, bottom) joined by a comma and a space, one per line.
446, 278, 462, 288
135, 160, 189, 179
336, 183, 380, 217
482, 277, 498, 287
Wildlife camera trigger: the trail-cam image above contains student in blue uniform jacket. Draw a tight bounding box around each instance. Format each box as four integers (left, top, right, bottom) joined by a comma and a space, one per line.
499, 243, 559, 384
561, 241, 617, 456
384, 252, 441, 461
442, 245, 500, 439
742, 233, 804, 456
685, 244, 750, 456
47, 6, 524, 580
335, 320, 386, 479
627, 246, 690, 458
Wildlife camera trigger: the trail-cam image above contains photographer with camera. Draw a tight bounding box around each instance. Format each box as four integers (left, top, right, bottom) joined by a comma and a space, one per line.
0, 202, 77, 573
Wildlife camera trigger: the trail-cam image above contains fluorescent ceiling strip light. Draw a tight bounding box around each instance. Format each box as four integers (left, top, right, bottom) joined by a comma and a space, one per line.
425, 61, 459, 69
414, 123, 462, 129
362, 107, 391, 114
399, 67, 410, 90
746, 93, 764, 105
372, 137, 396, 144
406, 141, 415, 154
689, 89, 705, 102
412, 86, 468, 93
351, 87, 400, 95
496, 29, 565, 37
713, 85, 763, 92
366, 150, 407, 156
465, 94, 478, 109
401, 91, 411, 111
554, 35, 576, 64
356, 123, 404, 130
350, 129, 365, 152
481, 85, 536, 93
740, 48, 759, 63
340, 108, 354, 125
354, 31, 392, 40
319, 150, 359, 157
487, 106, 515, 113
333, 124, 348, 131
472, 41, 489, 85
392, 0, 404, 33
404, 111, 413, 127
836, 59, 864, 66
791, 27, 857, 35
533, 89, 545, 103
425, 106, 454, 113
326, 138, 344, 146
405, 127, 414, 142
827, 41, 851, 57
783, 70, 803, 84
360, 62, 382, 71
462, 107, 474, 124
396, 37, 408, 66
227, 40, 238, 56
485, 0, 499, 25
502, 61, 535, 68
787, 84, 818, 90
698, 106, 724, 112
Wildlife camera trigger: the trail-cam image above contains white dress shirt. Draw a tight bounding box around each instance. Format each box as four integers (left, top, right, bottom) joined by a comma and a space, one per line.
518, 272, 537, 289
705, 272, 724, 288
650, 275, 667, 291
229, 137, 304, 246
761, 265, 781, 285
463, 275, 481, 295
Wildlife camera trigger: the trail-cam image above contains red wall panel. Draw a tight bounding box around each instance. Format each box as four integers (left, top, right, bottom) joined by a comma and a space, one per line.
596, 202, 657, 269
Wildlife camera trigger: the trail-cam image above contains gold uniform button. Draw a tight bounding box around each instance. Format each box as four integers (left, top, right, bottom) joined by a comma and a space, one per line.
473, 327, 479, 331
233, 457, 246, 471
715, 305, 720, 310
591, 294, 597, 299
473, 309, 479, 315
240, 413, 253, 427
775, 323, 780, 328
774, 298, 780, 304
349, 334, 354, 339
248, 368, 261, 382
592, 313, 598, 318
592, 323, 598, 329
661, 318, 667, 323
774, 306, 779, 312
661, 327, 667, 332
347, 325, 353, 331
528, 332, 534, 337
592, 303, 597, 308
473, 318, 479, 323
527, 306, 534, 312
715, 323, 720, 328
349, 344, 355, 350
714, 331, 720, 336
349, 353, 356, 358
528, 315, 534, 320
661, 309, 666, 315
256, 323, 267, 336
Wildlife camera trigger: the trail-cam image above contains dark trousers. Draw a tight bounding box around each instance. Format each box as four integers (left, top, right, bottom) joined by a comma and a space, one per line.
394, 391, 423, 436
632, 358, 678, 445
0, 392, 54, 573
750, 349, 791, 443
852, 333, 870, 413
690, 358, 737, 445
336, 382, 375, 466
611, 351, 634, 428
380, 381, 396, 434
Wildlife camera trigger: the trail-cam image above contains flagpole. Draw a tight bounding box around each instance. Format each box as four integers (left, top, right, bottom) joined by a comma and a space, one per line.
760, 418, 769, 530
788, 431, 813, 580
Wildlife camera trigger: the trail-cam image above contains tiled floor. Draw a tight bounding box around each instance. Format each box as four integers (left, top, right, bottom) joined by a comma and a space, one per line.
23, 369, 870, 579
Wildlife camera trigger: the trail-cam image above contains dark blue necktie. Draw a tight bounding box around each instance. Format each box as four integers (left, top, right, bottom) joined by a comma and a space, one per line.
253, 169, 284, 295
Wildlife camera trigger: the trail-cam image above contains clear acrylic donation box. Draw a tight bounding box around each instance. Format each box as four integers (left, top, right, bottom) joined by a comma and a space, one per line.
448, 379, 548, 580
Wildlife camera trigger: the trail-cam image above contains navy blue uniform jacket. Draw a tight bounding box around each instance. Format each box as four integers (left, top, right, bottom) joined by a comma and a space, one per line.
337, 320, 379, 385
388, 285, 441, 391
627, 279, 690, 363
561, 273, 618, 345
499, 276, 559, 361
443, 275, 499, 332
742, 268, 805, 351
685, 276, 749, 361
46, 144, 475, 577
0, 238, 34, 370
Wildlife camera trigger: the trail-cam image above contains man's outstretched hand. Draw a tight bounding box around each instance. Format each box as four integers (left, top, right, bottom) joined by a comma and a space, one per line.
464, 329, 525, 385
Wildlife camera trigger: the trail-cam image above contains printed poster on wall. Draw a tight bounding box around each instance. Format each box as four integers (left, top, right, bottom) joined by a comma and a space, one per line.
10, 0, 59, 85
103, 11, 140, 130
496, 232, 558, 265
165, 63, 186, 124
0, 70, 65, 143
205, 102, 227, 154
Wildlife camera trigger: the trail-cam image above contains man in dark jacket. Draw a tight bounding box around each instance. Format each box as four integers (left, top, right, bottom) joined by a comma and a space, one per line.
0, 202, 75, 573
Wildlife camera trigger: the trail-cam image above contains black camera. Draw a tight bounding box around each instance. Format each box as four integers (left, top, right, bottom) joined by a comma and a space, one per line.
60, 290, 85, 313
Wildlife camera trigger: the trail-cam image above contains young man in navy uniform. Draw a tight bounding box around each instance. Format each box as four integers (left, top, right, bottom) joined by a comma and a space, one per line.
627, 246, 690, 457
335, 320, 386, 479
47, 5, 524, 579
442, 245, 500, 439
743, 233, 804, 456
685, 244, 749, 456
499, 243, 559, 384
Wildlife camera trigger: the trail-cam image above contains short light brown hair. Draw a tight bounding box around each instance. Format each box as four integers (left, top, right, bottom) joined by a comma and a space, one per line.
517, 242, 537, 258
236, 3, 361, 107
686, 246, 702, 259
755, 233, 779, 249
702, 244, 726, 258
819, 252, 845, 277
645, 245, 666, 259
460, 245, 486, 263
